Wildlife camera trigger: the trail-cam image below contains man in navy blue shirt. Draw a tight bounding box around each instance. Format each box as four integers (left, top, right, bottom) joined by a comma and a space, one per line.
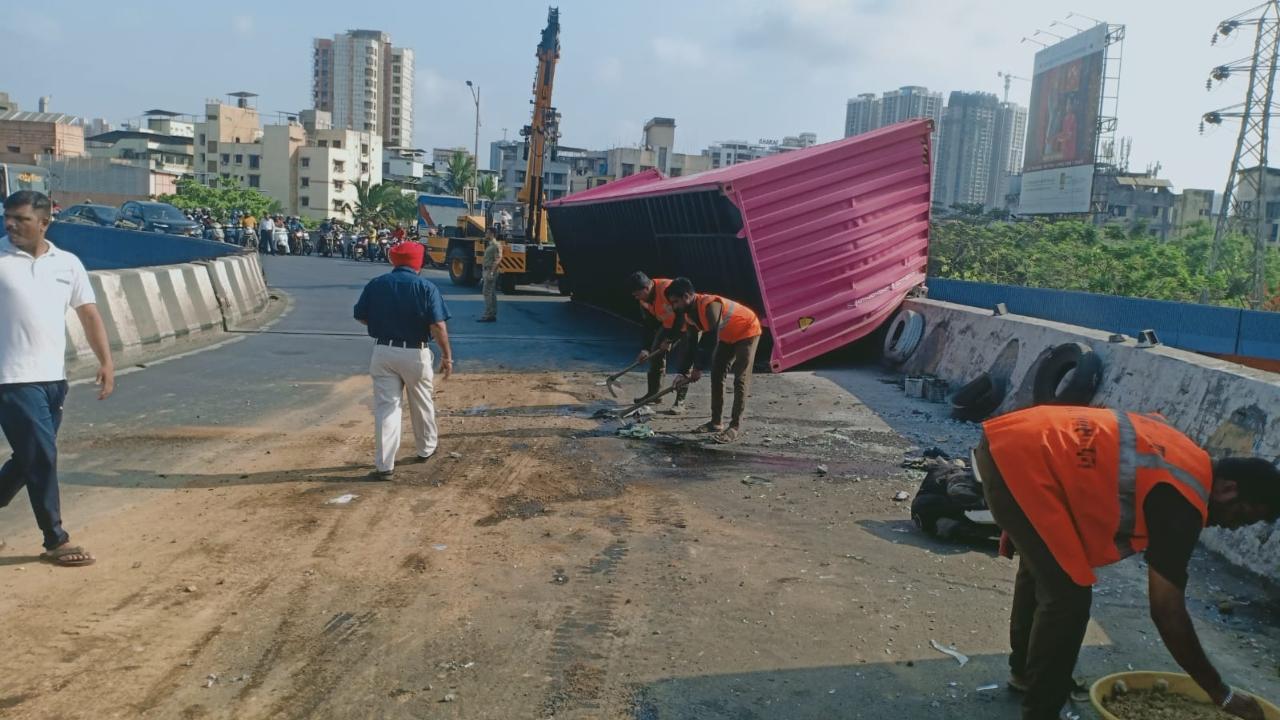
354, 242, 453, 478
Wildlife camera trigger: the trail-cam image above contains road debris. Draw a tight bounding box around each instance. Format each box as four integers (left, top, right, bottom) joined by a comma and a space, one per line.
816, 464, 829, 475
741, 475, 773, 487
892, 491, 911, 501
617, 424, 655, 439
203, 674, 217, 688
325, 493, 359, 505
929, 639, 969, 667
552, 569, 569, 585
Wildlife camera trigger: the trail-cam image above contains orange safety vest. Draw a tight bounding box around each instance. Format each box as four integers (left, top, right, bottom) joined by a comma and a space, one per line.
684, 293, 762, 344
984, 406, 1211, 586
639, 278, 677, 329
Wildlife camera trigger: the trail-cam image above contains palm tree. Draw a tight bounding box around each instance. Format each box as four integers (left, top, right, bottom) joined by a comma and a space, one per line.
444, 152, 476, 195
477, 174, 502, 203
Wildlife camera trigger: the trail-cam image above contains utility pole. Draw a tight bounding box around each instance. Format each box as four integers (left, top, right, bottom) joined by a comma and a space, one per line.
1202, 1, 1280, 308
465, 80, 481, 215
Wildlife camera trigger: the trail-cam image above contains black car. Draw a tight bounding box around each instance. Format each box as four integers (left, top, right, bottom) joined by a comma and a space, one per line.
59, 203, 119, 227
115, 201, 201, 237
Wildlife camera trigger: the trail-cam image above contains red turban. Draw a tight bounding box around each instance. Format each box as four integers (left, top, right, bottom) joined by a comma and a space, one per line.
388, 242, 424, 271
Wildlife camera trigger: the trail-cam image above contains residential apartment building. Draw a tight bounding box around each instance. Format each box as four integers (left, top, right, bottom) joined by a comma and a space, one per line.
490, 139, 588, 201
844, 93, 881, 137
0, 110, 86, 163
1232, 166, 1280, 243
312, 30, 414, 148
934, 92, 1000, 208
990, 101, 1027, 209
1094, 173, 1177, 240
0, 92, 17, 114
194, 96, 380, 220
703, 132, 818, 169
1170, 188, 1215, 238
383, 147, 426, 183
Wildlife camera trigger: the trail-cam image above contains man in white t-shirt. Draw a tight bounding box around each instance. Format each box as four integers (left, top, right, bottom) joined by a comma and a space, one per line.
0, 191, 114, 567
258, 215, 276, 256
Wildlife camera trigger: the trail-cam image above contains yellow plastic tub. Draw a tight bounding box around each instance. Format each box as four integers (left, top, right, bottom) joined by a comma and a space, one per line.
1091, 671, 1280, 720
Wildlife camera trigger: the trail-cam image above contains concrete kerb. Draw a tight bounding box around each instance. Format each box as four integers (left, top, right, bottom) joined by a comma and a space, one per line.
64, 253, 273, 369
904, 298, 1280, 578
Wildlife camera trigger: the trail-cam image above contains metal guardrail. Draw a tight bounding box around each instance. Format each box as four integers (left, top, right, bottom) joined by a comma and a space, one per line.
926, 277, 1280, 361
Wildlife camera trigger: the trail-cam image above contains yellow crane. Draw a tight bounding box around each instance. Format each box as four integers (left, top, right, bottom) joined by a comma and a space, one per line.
427, 7, 566, 294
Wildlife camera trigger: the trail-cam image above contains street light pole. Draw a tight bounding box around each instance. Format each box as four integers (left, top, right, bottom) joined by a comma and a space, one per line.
463, 80, 478, 212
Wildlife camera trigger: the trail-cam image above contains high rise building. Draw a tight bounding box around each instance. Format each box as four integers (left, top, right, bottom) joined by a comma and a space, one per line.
990, 101, 1028, 208
312, 30, 414, 148
879, 86, 943, 128
844, 94, 880, 138
935, 92, 999, 208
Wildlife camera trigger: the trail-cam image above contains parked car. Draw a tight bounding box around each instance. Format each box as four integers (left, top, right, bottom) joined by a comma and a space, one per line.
58, 203, 119, 227
114, 201, 201, 237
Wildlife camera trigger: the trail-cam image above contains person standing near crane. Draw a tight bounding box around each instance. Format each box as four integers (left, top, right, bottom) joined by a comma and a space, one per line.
478, 227, 500, 323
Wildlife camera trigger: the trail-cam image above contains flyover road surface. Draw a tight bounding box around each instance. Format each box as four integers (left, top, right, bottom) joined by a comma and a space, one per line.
0, 255, 1275, 720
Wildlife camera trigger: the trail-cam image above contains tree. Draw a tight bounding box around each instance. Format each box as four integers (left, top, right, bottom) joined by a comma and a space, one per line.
444, 152, 476, 195
928, 218, 1280, 308
477, 174, 502, 202
347, 180, 418, 227
158, 177, 281, 219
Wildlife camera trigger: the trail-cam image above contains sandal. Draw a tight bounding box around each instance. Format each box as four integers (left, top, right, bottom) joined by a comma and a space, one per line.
41, 545, 95, 567
712, 427, 741, 444
692, 421, 724, 434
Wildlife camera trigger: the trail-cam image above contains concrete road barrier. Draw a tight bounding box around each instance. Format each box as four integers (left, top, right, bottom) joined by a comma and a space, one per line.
64, 252, 271, 366
904, 298, 1280, 579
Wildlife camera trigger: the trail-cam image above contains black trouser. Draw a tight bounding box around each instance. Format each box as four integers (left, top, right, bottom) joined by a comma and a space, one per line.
0, 382, 70, 550
645, 330, 693, 402
709, 336, 759, 428
976, 437, 1093, 720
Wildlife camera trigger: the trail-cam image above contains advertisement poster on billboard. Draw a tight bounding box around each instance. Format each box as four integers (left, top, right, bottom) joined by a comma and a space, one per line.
1020, 24, 1108, 214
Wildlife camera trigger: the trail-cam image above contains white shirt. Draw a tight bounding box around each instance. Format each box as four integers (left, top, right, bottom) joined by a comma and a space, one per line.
0, 237, 96, 383
259, 217, 275, 232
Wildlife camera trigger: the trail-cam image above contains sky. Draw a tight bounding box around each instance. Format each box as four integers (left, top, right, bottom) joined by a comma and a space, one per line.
0, 0, 1254, 193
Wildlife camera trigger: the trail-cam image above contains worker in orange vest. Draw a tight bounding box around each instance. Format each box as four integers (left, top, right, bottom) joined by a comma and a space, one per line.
628, 271, 695, 413
664, 277, 763, 444
973, 405, 1279, 720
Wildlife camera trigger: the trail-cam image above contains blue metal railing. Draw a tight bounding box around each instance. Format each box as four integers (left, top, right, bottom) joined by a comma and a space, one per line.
926, 277, 1278, 360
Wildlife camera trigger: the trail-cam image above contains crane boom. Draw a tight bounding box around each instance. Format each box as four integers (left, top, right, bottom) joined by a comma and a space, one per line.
517, 7, 561, 244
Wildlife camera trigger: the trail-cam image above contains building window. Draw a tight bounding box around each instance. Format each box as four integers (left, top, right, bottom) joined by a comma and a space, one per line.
301, 196, 310, 207
221, 153, 230, 164
621, 163, 635, 177
6, 145, 19, 154
207, 141, 217, 153
234, 154, 243, 164
198, 133, 206, 145
361, 162, 369, 174
361, 143, 369, 155
301, 157, 311, 168
249, 155, 260, 169
301, 177, 310, 188
333, 160, 345, 173
248, 174, 260, 188
333, 180, 345, 192
332, 140, 342, 149
333, 199, 345, 212
318, 140, 327, 148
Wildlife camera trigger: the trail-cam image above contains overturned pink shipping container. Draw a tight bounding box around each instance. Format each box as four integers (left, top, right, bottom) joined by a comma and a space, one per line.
546, 119, 932, 371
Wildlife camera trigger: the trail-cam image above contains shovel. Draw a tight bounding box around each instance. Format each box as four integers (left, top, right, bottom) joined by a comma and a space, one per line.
603, 341, 679, 398
614, 378, 691, 419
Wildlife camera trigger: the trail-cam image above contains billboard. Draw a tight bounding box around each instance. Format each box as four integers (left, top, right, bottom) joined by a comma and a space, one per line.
1019, 24, 1108, 214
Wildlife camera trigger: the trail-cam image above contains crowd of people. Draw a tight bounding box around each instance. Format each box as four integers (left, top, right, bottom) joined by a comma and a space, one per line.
181, 208, 428, 262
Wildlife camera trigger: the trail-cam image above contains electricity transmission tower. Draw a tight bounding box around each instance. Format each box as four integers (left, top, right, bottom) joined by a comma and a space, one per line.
1202, 1, 1280, 308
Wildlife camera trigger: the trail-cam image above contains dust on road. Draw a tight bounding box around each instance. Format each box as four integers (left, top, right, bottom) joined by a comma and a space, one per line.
0, 370, 1274, 720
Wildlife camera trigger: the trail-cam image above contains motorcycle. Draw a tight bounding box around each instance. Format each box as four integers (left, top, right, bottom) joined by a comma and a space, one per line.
353, 237, 367, 261
293, 229, 311, 255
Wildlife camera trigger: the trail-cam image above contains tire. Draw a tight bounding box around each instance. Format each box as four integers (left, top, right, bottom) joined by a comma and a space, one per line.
447, 248, 477, 286
950, 372, 1006, 421
883, 310, 924, 364
499, 274, 518, 294
1032, 342, 1102, 405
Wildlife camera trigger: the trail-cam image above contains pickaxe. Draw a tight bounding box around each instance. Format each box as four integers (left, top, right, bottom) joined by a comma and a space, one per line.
603, 340, 680, 398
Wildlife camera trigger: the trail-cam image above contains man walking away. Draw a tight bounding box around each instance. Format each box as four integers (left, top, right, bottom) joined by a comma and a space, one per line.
354, 242, 453, 478
627, 271, 694, 413
974, 405, 1278, 720
665, 277, 762, 444
477, 227, 500, 323
0, 191, 115, 566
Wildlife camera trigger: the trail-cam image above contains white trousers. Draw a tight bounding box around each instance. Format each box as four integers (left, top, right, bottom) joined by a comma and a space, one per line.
370, 344, 438, 472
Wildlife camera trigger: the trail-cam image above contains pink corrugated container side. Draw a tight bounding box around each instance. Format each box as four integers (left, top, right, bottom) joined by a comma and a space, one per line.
731, 121, 932, 371
547, 119, 933, 372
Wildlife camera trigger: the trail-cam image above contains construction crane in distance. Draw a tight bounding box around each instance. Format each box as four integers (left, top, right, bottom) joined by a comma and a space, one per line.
997, 71, 1030, 103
